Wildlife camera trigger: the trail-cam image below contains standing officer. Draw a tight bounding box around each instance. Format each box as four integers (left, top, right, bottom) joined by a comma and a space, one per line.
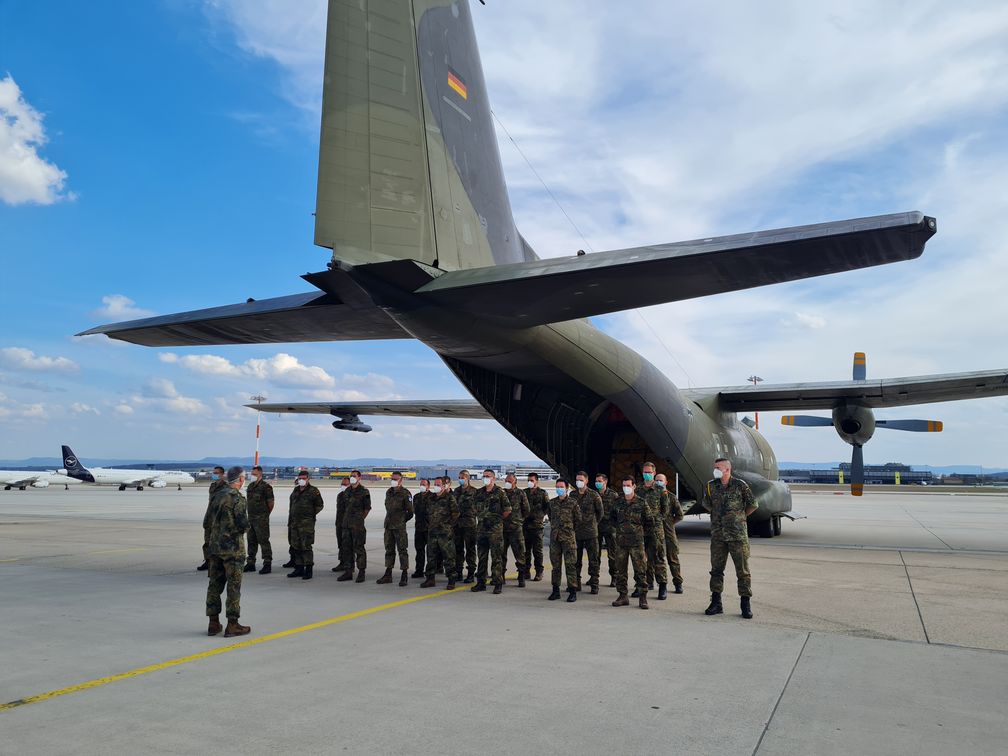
656, 472, 685, 595
377, 472, 413, 586
453, 470, 477, 584
595, 474, 620, 587
332, 477, 351, 573
287, 470, 324, 580
500, 473, 529, 588
411, 479, 434, 578
572, 471, 604, 594
548, 479, 582, 603
198, 465, 227, 571
702, 457, 757, 619
420, 477, 459, 590
244, 465, 274, 574
471, 470, 511, 594
610, 477, 652, 610
637, 462, 668, 599
206, 466, 251, 637
338, 470, 371, 583
523, 473, 549, 581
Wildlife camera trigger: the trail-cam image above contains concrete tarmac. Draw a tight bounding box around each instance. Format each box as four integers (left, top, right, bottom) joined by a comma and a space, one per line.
1, 486, 1006, 754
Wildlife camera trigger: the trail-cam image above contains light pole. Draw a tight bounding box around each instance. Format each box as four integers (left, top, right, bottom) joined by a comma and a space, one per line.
250, 394, 267, 467
747, 375, 763, 430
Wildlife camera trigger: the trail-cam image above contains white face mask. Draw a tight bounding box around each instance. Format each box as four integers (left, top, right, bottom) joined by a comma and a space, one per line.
252, 474, 261, 481
433, 485, 443, 494
622, 486, 633, 496
419, 485, 428, 493
298, 478, 307, 487
390, 479, 400, 487
349, 476, 358, 485
483, 477, 492, 486
713, 468, 724, 480
526, 481, 535, 489
575, 479, 586, 489
340, 484, 348, 492
503, 481, 512, 490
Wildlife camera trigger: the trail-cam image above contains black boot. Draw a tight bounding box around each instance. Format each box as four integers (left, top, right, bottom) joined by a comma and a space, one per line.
566, 588, 577, 603
471, 580, 486, 592
243, 561, 256, 573
741, 596, 753, 619
657, 583, 668, 600
705, 592, 723, 615
517, 574, 526, 588
287, 566, 305, 578
399, 570, 408, 587
630, 587, 641, 598
492, 582, 502, 595
548, 586, 561, 601
355, 570, 366, 583
337, 570, 354, 582
196, 561, 208, 571
464, 568, 474, 584
590, 583, 599, 595
259, 562, 271, 575
420, 576, 435, 588
673, 582, 683, 594
301, 565, 313, 580
411, 569, 424, 578
376, 569, 393, 585
282, 556, 295, 568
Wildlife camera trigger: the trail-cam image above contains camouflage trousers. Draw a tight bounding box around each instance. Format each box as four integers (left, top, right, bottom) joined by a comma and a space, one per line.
454, 524, 476, 578
414, 528, 429, 575
206, 555, 242, 619
575, 536, 601, 587
425, 530, 456, 579
612, 536, 648, 596
664, 531, 683, 586
501, 527, 526, 576
598, 527, 617, 580
286, 522, 294, 562
342, 525, 367, 570
523, 525, 544, 573
336, 521, 349, 568
384, 526, 409, 570
246, 514, 271, 562
289, 522, 316, 567
476, 526, 505, 585
644, 531, 668, 586
710, 536, 751, 597
549, 535, 579, 590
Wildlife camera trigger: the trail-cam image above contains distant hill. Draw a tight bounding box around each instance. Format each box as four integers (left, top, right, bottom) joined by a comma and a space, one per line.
0, 456, 549, 470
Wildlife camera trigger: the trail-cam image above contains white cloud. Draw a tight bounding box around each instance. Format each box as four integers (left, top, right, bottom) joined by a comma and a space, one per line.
0, 347, 78, 373
71, 402, 100, 415
142, 377, 180, 399
163, 351, 336, 388
113, 403, 134, 416
0, 74, 71, 205
92, 294, 154, 321
135, 378, 207, 414
793, 312, 827, 330
0, 394, 48, 420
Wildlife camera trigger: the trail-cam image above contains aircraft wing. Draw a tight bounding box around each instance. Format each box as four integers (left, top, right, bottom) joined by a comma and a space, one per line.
412, 212, 936, 326
0, 472, 42, 487
251, 400, 491, 420
694, 369, 1008, 412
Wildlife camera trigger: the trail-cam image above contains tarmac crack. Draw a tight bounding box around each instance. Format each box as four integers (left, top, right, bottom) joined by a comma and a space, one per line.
900, 550, 931, 644
752, 631, 811, 755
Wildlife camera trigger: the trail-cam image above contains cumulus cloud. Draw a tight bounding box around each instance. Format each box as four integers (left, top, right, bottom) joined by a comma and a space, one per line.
71, 402, 100, 415
0, 347, 78, 373
113, 403, 134, 416
0, 393, 47, 420
135, 378, 207, 414
793, 312, 827, 330
160, 351, 336, 388
0, 74, 71, 205
92, 294, 154, 321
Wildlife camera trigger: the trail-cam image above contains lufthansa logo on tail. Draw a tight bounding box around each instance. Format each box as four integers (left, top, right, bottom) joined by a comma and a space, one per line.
64, 457, 77, 467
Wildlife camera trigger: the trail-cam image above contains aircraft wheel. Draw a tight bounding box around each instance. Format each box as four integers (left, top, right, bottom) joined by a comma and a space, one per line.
3, 485, 10, 490
137, 486, 144, 491
758, 517, 774, 538
19, 486, 26, 490
118, 485, 126, 491
772, 516, 782, 536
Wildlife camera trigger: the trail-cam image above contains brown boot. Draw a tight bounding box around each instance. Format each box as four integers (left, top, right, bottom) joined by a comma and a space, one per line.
639, 592, 649, 610
207, 614, 222, 636
376, 569, 393, 584
224, 618, 250, 637
398, 570, 408, 587
337, 570, 354, 581
533, 569, 543, 582
612, 593, 629, 607
420, 576, 436, 588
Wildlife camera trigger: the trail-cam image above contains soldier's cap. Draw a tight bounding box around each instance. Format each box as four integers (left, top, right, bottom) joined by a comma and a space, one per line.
225, 465, 244, 483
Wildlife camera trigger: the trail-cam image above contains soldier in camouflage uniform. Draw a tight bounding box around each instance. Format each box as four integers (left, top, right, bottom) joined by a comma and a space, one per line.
198, 465, 226, 571
500, 473, 529, 588
338, 470, 371, 583
472, 470, 511, 594
656, 472, 685, 594
453, 470, 477, 583
523, 473, 549, 581
331, 477, 351, 573
286, 470, 324, 580
244, 465, 274, 574
411, 479, 434, 578
637, 462, 668, 599
595, 474, 620, 587
548, 479, 582, 602
377, 472, 414, 586
702, 457, 757, 618
572, 471, 604, 594
610, 476, 653, 610
206, 466, 251, 637
421, 477, 458, 589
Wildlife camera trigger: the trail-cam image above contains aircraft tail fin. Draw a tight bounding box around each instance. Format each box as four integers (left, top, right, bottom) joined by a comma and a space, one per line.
315, 0, 525, 271
60, 445, 93, 481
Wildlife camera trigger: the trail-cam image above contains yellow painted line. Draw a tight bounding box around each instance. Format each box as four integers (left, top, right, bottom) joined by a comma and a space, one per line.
0, 587, 457, 713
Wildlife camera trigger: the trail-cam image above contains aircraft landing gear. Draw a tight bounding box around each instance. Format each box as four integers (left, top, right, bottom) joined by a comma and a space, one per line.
136, 485, 144, 491
3, 485, 10, 491
118, 484, 127, 491
772, 515, 782, 536
19, 485, 26, 490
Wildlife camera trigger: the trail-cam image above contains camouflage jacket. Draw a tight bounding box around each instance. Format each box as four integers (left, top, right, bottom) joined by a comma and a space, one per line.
289, 483, 324, 522
455, 484, 478, 529
335, 488, 348, 528
428, 491, 459, 535
343, 485, 371, 529
474, 485, 511, 532
572, 488, 604, 539
412, 491, 435, 532
503, 488, 530, 531
702, 476, 756, 541
548, 495, 582, 544
613, 494, 653, 542
598, 488, 620, 532
524, 486, 550, 530
203, 478, 227, 528
208, 486, 249, 559
638, 485, 665, 536
246, 479, 274, 518
662, 490, 685, 538
383, 486, 414, 529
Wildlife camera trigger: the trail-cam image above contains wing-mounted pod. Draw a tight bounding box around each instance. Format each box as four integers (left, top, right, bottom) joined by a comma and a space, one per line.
331, 413, 373, 433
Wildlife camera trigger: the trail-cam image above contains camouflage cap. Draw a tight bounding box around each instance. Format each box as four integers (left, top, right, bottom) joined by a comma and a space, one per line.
226, 465, 244, 483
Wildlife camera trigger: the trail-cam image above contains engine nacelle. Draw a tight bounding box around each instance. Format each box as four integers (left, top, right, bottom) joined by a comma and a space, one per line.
332, 419, 373, 433
149, 480, 167, 488
831, 403, 876, 447
32, 480, 50, 488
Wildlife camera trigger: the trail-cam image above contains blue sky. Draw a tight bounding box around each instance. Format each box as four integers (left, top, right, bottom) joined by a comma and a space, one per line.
1, 1, 1006, 466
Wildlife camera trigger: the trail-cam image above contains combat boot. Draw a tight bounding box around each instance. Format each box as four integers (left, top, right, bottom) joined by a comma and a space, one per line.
609, 578, 616, 587
282, 557, 295, 568
657, 583, 668, 600
399, 570, 408, 587
301, 565, 313, 580
464, 568, 475, 584
648, 580, 655, 591
630, 587, 641, 598
612, 593, 629, 607
548, 586, 561, 600
376, 569, 393, 584
420, 576, 436, 588
196, 561, 208, 571
224, 618, 251, 637
355, 570, 365, 583
517, 574, 526, 588
446, 578, 456, 590
705, 592, 723, 615
741, 597, 753, 619
411, 569, 424, 578
287, 566, 305, 578
533, 569, 543, 582
243, 561, 256, 573
566, 588, 577, 603
590, 584, 599, 595
259, 561, 271, 575
207, 614, 222, 636
639, 592, 649, 610
337, 570, 354, 582
673, 582, 683, 594
471, 580, 486, 592
492, 583, 502, 595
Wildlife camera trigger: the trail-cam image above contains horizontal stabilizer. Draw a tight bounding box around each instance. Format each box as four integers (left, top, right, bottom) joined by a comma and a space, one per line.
412, 212, 935, 325
248, 399, 491, 420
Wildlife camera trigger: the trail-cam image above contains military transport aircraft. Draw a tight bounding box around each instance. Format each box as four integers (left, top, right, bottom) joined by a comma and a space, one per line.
80, 0, 1008, 536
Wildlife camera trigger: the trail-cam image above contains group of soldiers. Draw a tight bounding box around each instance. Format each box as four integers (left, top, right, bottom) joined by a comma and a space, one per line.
199, 457, 758, 637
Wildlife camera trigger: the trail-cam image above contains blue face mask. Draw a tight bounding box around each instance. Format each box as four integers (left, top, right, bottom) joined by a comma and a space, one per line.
642, 472, 654, 483
656, 480, 666, 489
594, 481, 604, 491
555, 488, 566, 498
211, 474, 219, 481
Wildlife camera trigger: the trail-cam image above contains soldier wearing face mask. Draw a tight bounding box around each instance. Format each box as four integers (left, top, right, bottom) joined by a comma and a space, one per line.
376, 472, 413, 587
244, 465, 274, 574
453, 470, 477, 583
572, 471, 604, 594
500, 474, 529, 587
523, 473, 549, 581
702, 457, 757, 619
610, 477, 653, 610
286, 470, 324, 580
595, 474, 620, 587
637, 461, 668, 599
338, 470, 371, 583
411, 479, 434, 578
198, 465, 227, 571
547, 479, 582, 603
331, 477, 351, 573
421, 477, 458, 590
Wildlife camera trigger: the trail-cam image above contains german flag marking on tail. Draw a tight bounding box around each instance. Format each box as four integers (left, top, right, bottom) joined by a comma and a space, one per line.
447, 68, 468, 100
